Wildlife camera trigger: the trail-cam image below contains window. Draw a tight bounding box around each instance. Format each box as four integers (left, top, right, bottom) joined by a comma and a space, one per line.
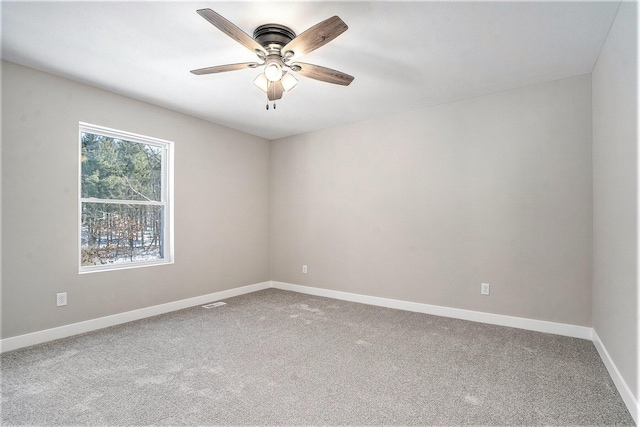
79, 123, 174, 273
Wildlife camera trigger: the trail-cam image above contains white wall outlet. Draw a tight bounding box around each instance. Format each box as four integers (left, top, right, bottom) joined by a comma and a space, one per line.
56, 292, 67, 307
302, 265, 308, 274
481, 283, 490, 296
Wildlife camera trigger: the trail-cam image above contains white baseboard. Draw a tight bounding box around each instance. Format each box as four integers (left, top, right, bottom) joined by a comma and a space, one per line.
270, 281, 593, 340
0, 280, 592, 353
2, 279, 635, 422
592, 330, 639, 424
0, 281, 271, 353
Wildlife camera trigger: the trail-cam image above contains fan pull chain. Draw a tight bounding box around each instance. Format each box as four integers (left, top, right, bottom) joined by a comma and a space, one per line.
265, 102, 277, 111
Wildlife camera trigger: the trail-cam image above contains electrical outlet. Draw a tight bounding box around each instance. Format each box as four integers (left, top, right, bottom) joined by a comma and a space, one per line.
481, 283, 490, 296
56, 292, 67, 307
302, 265, 308, 274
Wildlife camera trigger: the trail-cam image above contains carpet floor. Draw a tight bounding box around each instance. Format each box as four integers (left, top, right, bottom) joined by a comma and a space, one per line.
1, 288, 635, 426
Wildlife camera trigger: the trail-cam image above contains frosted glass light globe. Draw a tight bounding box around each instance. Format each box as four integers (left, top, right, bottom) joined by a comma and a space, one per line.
264, 61, 283, 82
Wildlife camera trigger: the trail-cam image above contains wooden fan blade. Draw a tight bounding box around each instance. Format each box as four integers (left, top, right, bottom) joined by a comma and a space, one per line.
267, 81, 284, 101
290, 62, 354, 86
190, 62, 260, 75
197, 9, 266, 56
282, 16, 348, 59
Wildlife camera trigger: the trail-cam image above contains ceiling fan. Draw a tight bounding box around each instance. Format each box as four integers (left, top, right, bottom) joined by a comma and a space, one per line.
191, 9, 354, 109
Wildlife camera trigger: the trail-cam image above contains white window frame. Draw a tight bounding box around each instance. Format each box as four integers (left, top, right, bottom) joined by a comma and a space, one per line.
78, 122, 174, 273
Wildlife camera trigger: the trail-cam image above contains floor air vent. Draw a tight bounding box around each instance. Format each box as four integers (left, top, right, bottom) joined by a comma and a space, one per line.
202, 302, 226, 308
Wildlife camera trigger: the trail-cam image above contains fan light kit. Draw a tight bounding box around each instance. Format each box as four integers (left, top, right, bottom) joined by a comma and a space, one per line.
191, 9, 354, 110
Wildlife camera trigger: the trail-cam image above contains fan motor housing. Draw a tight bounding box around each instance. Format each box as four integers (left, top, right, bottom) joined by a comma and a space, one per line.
253, 24, 296, 50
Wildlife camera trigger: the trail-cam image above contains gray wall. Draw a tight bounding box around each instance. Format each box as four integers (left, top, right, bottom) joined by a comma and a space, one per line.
2, 11, 637, 407
592, 1, 638, 403
1, 61, 271, 339
271, 74, 593, 327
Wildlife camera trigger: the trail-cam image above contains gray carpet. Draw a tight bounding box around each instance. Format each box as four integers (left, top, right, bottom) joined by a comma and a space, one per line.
1, 288, 634, 426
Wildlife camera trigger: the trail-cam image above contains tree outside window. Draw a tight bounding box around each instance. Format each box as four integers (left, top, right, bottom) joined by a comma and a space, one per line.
79, 123, 173, 272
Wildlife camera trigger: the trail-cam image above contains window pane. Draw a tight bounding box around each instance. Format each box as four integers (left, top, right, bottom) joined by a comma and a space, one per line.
81, 203, 164, 266
81, 132, 162, 201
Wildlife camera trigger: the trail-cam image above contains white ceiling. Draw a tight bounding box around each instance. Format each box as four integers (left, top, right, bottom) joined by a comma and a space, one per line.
1, 1, 621, 140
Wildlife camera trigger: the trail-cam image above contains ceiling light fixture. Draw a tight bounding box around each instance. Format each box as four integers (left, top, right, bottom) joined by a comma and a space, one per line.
253, 73, 269, 92
254, 72, 297, 94
280, 72, 298, 92
191, 9, 354, 110
264, 56, 284, 82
